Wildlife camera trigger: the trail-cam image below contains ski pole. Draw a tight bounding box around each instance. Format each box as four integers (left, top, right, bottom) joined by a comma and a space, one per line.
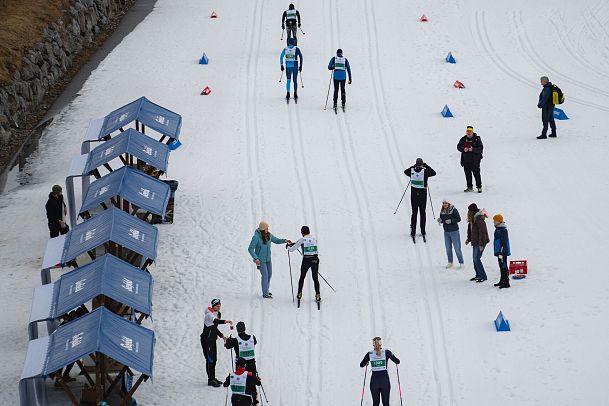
393, 181, 411, 214
318, 271, 336, 292
299, 71, 304, 88
260, 382, 269, 403
281, 28, 284, 40
396, 364, 404, 406
225, 384, 229, 406
299, 26, 306, 35
287, 249, 295, 304
324, 71, 333, 110
279, 70, 284, 83
360, 364, 368, 406
427, 186, 436, 220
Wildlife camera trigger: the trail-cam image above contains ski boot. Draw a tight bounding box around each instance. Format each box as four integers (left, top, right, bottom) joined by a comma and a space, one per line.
286, 92, 290, 104
315, 293, 321, 310
477, 187, 482, 193
341, 102, 345, 112
333, 102, 338, 114
294, 91, 298, 104
297, 291, 302, 308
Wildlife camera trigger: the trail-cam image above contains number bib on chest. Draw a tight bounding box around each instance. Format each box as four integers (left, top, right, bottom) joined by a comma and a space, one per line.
334, 56, 346, 71
237, 336, 256, 360
410, 168, 425, 189
369, 350, 387, 371
230, 372, 249, 396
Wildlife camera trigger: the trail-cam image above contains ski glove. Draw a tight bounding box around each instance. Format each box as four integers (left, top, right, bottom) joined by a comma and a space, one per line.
348, 79, 352, 84
282, 24, 285, 29
298, 23, 301, 27
281, 65, 285, 71
298, 65, 302, 72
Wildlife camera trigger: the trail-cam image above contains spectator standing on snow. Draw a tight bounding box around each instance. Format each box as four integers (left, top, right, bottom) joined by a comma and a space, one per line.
288, 225, 321, 304
201, 298, 233, 387
492, 214, 511, 289
225, 322, 259, 404
280, 37, 303, 103
359, 337, 400, 406
438, 197, 464, 268
248, 221, 291, 298
223, 357, 261, 406
327, 49, 352, 113
45, 184, 69, 238
457, 126, 484, 193
281, 3, 301, 44
465, 203, 490, 282
403, 158, 437, 242
537, 76, 557, 139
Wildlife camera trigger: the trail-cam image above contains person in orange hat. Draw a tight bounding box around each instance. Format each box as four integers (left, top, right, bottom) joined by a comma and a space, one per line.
492, 214, 511, 288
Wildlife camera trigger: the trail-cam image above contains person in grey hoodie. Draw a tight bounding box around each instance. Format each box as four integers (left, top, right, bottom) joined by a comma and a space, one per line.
437, 197, 464, 268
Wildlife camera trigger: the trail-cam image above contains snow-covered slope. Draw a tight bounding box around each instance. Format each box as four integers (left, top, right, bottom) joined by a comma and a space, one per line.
2, 0, 609, 405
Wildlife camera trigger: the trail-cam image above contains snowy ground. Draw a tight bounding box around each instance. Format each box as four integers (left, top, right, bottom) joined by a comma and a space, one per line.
2, 0, 609, 404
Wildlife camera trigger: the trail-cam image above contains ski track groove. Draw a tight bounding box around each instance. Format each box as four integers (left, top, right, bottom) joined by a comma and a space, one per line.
512, 10, 609, 99
358, 0, 456, 403
473, 10, 609, 113
243, 1, 270, 403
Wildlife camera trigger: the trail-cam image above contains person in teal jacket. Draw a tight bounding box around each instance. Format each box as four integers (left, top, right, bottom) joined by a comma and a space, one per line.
248, 221, 291, 298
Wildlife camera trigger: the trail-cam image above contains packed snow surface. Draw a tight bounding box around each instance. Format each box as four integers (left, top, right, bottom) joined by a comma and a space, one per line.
2, 0, 609, 405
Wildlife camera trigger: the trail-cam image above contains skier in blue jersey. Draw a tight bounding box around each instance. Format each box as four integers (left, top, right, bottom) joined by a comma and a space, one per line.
280, 37, 303, 103
327, 48, 352, 113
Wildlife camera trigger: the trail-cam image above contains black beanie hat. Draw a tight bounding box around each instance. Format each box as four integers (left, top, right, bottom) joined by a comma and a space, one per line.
336, 48, 343, 56
468, 203, 478, 212
415, 158, 424, 166
236, 321, 246, 333
236, 357, 246, 368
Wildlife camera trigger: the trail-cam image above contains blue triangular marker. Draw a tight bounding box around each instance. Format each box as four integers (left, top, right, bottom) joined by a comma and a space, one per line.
445, 52, 456, 63
494, 311, 511, 332
553, 107, 569, 120
441, 105, 454, 118
199, 53, 209, 65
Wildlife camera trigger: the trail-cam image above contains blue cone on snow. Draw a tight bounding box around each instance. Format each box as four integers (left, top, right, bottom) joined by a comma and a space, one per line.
445, 51, 456, 63
441, 105, 454, 118
199, 53, 209, 64
553, 107, 569, 120
494, 311, 511, 332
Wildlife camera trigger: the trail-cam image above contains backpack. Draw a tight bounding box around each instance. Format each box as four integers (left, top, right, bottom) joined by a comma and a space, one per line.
552, 84, 564, 104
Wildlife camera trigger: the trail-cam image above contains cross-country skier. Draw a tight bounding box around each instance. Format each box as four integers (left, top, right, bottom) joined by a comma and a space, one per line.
280, 37, 303, 103
360, 337, 400, 406
281, 3, 301, 45
403, 158, 436, 242
223, 357, 262, 406
201, 298, 233, 387
287, 225, 321, 305
225, 322, 259, 404
327, 48, 352, 113
492, 214, 511, 289
248, 221, 292, 298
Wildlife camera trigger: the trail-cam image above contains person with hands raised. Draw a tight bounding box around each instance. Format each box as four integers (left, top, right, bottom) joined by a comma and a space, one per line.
201, 298, 233, 387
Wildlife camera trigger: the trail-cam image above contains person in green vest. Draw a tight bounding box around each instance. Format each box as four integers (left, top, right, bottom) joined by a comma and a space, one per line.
403, 158, 437, 242
225, 322, 259, 404
223, 357, 261, 406
359, 337, 400, 406
287, 225, 321, 303
281, 4, 301, 45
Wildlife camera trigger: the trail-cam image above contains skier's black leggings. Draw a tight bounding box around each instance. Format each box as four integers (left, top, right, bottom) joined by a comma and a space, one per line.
410, 189, 428, 235
298, 256, 320, 294
370, 384, 390, 406
333, 79, 346, 105
201, 335, 217, 381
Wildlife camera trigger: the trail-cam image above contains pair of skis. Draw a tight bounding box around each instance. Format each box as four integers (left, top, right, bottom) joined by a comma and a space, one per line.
411, 234, 427, 244
286, 94, 298, 104
297, 296, 321, 310
333, 105, 346, 114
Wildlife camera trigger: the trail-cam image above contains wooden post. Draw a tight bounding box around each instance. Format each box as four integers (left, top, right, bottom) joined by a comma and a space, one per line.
121, 375, 147, 406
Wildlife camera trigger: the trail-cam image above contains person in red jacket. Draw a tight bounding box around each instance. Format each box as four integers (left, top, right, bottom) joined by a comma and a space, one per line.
223, 357, 261, 406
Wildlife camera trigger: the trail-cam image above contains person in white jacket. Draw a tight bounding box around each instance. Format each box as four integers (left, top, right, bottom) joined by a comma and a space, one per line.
288, 225, 321, 303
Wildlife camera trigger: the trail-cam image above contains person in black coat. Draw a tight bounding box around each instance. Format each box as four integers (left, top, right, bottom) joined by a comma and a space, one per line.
201, 298, 233, 387
404, 158, 437, 238
45, 184, 68, 238
457, 126, 483, 192
537, 76, 557, 139
360, 337, 400, 406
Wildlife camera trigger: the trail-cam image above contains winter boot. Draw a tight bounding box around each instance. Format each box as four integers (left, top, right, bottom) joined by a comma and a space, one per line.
494, 282, 502, 287
469, 276, 479, 281
445, 263, 453, 269
499, 284, 511, 289
477, 187, 482, 193
208, 380, 221, 387
549, 133, 557, 138
464, 187, 473, 192
537, 134, 547, 139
